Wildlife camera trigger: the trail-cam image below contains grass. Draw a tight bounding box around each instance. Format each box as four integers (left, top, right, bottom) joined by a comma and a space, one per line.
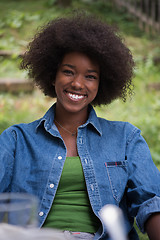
0, 90, 54, 130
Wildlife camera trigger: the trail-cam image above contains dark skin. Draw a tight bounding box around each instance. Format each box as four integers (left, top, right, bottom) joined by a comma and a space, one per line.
145, 213, 160, 240
54, 112, 86, 157
54, 52, 99, 157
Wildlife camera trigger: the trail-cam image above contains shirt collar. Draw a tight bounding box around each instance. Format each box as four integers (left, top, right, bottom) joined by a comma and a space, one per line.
36, 103, 102, 136
35, 104, 56, 133
80, 104, 102, 136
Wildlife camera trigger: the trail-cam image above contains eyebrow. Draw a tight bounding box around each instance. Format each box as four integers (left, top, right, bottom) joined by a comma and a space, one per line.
62, 64, 99, 74
87, 69, 99, 74
62, 64, 76, 69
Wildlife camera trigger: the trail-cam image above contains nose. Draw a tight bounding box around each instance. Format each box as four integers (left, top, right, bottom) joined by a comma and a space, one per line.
71, 75, 84, 90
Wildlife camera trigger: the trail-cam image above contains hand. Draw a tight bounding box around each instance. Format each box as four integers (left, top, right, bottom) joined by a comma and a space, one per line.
145, 213, 160, 240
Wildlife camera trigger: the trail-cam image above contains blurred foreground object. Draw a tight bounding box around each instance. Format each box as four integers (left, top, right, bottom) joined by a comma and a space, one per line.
99, 204, 128, 240
0, 223, 73, 240
0, 193, 38, 228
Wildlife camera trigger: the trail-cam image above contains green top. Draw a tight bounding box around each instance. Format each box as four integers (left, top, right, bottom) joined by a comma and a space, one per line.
43, 156, 100, 233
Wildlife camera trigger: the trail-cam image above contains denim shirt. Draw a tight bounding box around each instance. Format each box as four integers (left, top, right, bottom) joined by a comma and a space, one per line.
1, 104, 160, 240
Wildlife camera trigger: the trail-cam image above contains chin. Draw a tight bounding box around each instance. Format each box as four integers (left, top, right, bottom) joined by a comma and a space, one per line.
65, 104, 88, 114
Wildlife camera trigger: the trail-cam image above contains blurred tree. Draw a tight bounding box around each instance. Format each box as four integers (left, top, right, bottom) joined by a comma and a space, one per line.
55, 0, 72, 7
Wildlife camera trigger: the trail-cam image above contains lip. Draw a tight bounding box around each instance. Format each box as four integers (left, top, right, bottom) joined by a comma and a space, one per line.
64, 90, 87, 102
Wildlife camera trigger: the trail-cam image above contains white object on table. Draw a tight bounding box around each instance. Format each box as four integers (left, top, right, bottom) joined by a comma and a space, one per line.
0, 223, 73, 240
99, 204, 128, 240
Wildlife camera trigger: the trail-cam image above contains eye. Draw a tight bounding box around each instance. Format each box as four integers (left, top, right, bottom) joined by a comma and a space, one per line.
86, 75, 97, 80
62, 69, 74, 76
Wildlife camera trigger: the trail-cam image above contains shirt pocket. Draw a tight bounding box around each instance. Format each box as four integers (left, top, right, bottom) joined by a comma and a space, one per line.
105, 160, 128, 202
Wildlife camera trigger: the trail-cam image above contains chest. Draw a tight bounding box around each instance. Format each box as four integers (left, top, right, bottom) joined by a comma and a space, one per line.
11, 129, 128, 207
59, 131, 78, 157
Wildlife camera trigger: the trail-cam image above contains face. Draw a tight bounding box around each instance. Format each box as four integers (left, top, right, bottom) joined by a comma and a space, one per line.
54, 51, 100, 115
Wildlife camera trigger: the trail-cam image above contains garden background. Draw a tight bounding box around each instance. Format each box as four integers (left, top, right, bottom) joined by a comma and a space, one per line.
0, 1, 160, 239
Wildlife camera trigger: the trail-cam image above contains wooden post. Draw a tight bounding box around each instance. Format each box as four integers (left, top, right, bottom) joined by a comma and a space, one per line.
138, 0, 144, 30
151, 0, 156, 34
0, 79, 34, 93
157, 0, 160, 31
113, 0, 160, 34
144, 0, 150, 33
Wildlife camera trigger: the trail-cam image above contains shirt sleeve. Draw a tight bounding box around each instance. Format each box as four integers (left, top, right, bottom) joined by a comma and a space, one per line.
126, 127, 160, 233
136, 196, 160, 233
0, 127, 16, 191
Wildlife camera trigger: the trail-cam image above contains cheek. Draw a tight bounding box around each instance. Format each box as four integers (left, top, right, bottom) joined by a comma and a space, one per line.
54, 81, 60, 96
88, 81, 99, 91
94, 82, 99, 94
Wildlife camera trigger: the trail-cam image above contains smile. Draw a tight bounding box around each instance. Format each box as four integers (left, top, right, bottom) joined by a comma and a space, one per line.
65, 91, 87, 101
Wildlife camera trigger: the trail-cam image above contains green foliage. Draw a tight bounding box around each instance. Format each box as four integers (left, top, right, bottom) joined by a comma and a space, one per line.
0, 91, 54, 133
0, 10, 39, 29
46, 0, 57, 6
0, 57, 27, 78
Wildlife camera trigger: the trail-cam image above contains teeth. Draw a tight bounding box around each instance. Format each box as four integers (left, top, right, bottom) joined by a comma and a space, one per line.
68, 93, 85, 100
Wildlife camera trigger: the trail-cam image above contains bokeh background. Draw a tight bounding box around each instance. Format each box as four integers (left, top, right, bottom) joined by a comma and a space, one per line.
0, 1, 160, 239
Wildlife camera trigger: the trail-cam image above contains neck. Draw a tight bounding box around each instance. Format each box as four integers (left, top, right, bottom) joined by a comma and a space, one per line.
54, 104, 89, 129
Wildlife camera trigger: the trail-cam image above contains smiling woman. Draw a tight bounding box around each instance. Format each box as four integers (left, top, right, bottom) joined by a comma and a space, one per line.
21, 12, 134, 105
1, 11, 160, 240
54, 51, 100, 157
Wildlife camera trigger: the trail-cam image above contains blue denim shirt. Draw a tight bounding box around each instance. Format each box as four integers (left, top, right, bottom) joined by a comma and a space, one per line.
1, 104, 160, 239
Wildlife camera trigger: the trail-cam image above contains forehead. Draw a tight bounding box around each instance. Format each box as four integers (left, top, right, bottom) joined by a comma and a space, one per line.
61, 52, 99, 71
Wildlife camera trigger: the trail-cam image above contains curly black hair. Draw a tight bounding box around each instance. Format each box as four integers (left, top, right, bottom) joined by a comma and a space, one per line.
21, 12, 135, 105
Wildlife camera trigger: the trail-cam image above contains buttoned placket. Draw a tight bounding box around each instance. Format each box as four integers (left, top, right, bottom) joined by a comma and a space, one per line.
77, 128, 102, 215
38, 125, 67, 227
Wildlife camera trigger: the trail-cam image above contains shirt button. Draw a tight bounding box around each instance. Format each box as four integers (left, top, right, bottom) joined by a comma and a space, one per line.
39, 211, 44, 217
90, 184, 94, 191
58, 156, 62, 160
50, 183, 54, 188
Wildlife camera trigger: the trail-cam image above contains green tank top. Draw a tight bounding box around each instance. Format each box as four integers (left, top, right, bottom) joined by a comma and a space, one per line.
43, 156, 100, 233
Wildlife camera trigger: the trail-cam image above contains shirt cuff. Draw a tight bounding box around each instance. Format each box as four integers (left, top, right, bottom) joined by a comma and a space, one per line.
136, 196, 160, 233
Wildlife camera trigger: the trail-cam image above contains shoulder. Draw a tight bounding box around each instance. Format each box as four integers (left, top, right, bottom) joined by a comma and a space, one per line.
0, 119, 42, 140
0, 104, 55, 142
98, 117, 141, 140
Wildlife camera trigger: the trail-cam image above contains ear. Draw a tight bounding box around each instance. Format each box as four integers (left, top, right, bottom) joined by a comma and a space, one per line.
52, 81, 55, 86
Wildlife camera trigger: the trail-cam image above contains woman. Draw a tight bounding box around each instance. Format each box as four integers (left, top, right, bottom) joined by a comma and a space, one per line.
1, 12, 160, 240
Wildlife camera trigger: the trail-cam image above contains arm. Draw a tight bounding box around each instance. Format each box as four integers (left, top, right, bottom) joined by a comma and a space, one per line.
125, 126, 160, 235
145, 213, 160, 240
0, 127, 16, 191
